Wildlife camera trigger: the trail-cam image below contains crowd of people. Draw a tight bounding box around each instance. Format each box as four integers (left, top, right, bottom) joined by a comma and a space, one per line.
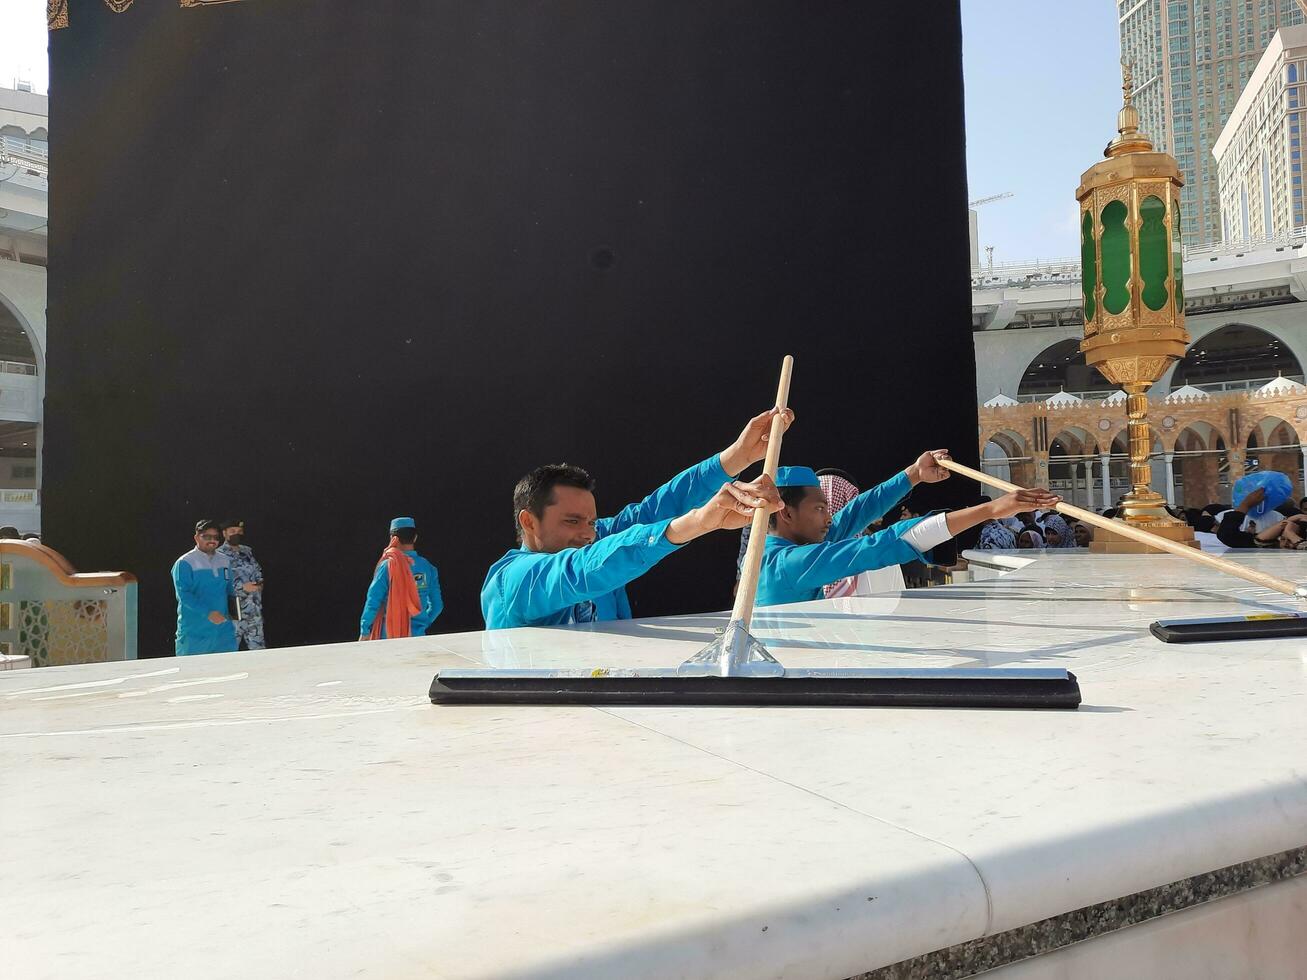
971, 469, 1307, 553
1182, 482, 1307, 551
974, 508, 1093, 550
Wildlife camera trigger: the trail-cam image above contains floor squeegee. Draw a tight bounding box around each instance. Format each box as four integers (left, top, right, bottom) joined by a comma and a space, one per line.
429, 356, 1081, 709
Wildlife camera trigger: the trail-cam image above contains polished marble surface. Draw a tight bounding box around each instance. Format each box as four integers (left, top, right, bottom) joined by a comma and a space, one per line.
5, 552, 1307, 978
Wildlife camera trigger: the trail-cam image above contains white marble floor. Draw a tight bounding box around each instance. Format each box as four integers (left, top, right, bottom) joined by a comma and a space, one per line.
4, 552, 1307, 979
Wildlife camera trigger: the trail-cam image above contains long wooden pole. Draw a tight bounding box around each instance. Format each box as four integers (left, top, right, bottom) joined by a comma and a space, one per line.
731, 355, 794, 627
938, 457, 1307, 600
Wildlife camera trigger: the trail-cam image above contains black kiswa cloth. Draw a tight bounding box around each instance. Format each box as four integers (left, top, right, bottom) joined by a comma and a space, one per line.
1150, 612, 1307, 643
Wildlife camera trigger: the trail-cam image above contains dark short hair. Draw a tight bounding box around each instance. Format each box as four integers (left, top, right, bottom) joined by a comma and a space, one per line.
393, 527, 418, 545
513, 464, 596, 541
194, 519, 221, 535
220, 519, 244, 531
770, 484, 820, 528
0, 525, 20, 540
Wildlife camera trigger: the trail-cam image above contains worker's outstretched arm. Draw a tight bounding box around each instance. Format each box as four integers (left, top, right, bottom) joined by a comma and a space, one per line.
597, 408, 793, 536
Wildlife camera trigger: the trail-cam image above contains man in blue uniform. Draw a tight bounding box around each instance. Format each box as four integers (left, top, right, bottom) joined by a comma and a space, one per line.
483, 407, 791, 629
172, 519, 238, 656
359, 517, 443, 639
756, 453, 1060, 607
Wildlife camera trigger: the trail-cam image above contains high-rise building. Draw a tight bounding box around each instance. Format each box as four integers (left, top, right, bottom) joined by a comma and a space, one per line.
1213, 25, 1307, 241
1117, 0, 1305, 246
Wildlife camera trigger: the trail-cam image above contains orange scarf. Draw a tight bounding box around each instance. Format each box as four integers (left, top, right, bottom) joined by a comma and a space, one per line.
368, 537, 421, 640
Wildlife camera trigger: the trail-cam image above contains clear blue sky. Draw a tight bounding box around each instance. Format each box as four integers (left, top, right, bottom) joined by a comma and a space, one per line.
963, 0, 1123, 262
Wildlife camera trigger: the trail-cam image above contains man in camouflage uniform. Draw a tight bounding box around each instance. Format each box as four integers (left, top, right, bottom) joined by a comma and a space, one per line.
217, 519, 266, 649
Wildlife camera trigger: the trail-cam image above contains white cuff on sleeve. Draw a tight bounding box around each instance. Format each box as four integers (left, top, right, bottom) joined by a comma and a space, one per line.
901, 511, 952, 554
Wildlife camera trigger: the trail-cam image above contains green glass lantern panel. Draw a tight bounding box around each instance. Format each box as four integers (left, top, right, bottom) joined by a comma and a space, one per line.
1100, 199, 1130, 315
1171, 199, 1184, 308
1139, 195, 1168, 311
1080, 210, 1097, 321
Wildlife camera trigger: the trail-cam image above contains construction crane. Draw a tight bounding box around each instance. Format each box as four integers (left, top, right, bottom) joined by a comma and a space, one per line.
969, 191, 1014, 208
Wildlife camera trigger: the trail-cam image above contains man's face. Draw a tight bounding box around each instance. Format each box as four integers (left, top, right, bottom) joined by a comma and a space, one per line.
223, 525, 244, 546
522, 485, 598, 553
1073, 523, 1091, 546
195, 528, 222, 555
782, 486, 831, 545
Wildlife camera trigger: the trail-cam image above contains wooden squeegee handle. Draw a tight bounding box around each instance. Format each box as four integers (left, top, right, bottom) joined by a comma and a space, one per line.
730, 355, 794, 626
937, 457, 1306, 600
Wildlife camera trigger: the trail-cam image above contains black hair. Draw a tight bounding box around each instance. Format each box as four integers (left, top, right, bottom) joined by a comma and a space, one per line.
194, 519, 220, 535
1202, 503, 1225, 516
1194, 513, 1216, 533
393, 527, 418, 545
1101, 508, 1117, 520
769, 484, 819, 528
0, 525, 20, 540
513, 463, 596, 541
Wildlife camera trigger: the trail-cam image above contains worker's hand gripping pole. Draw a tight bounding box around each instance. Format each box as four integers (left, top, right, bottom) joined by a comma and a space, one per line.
937, 457, 1307, 600
679, 355, 794, 677
731, 355, 793, 626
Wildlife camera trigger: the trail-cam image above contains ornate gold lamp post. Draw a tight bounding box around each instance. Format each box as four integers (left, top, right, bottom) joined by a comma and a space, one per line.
1077, 64, 1196, 552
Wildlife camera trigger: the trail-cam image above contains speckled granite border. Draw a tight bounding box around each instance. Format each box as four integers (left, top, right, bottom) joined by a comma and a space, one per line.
853, 845, 1307, 980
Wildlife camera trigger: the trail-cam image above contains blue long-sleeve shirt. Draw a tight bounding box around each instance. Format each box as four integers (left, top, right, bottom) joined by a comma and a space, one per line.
482, 453, 730, 629
825, 470, 912, 543
754, 471, 923, 608
172, 548, 238, 656
756, 518, 929, 608
360, 550, 443, 637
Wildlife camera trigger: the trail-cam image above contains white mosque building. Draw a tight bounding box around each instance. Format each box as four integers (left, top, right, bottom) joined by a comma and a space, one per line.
973, 237, 1307, 510
0, 81, 46, 534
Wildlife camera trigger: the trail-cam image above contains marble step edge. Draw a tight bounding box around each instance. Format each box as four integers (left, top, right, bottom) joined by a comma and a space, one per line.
852, 843, 1307, 980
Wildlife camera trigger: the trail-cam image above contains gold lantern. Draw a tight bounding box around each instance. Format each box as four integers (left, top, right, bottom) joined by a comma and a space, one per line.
1077, 63, 1196, 552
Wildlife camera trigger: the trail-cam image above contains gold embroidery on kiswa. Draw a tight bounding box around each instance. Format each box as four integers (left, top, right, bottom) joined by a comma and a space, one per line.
47, 1, 69, 31
49, 0, 251, 30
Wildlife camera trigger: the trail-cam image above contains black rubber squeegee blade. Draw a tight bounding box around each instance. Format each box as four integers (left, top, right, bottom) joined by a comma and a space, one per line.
429, 667, 1082, 709
1150, 612, 1307, 644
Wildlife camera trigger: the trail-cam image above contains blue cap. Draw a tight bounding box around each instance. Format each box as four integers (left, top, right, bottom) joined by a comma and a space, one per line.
774, 466, 821, 488
389, 517, 416, 533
